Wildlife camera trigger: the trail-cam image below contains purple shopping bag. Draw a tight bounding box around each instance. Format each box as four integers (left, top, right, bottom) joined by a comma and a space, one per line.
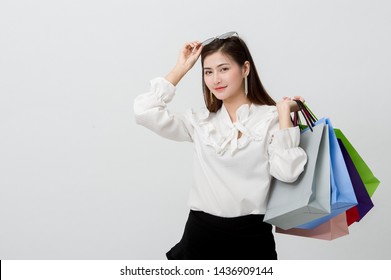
337, 138, 374, 224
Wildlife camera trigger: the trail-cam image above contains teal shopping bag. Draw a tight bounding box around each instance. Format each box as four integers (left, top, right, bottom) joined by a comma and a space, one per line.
264, 122, 331, 230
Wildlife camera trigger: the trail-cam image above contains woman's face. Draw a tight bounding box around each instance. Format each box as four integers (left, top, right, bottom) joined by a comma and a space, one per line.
203, 51, 247, 103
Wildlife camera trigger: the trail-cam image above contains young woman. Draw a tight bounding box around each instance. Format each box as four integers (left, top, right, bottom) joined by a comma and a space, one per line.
134, 32, 307, 260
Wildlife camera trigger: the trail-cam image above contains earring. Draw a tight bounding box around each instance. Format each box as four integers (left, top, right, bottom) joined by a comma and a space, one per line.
244, 75, 248, 95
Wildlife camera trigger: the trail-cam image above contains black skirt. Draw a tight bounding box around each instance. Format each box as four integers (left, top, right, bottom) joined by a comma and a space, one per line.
166, 210, 277, 260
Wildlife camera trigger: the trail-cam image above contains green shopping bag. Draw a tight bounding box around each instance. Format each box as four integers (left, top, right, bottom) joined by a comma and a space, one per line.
293, 100, 380, 197
334, 129, 380, 197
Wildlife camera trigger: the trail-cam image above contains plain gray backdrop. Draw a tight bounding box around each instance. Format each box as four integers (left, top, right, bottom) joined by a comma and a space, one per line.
1, 0, 390, 259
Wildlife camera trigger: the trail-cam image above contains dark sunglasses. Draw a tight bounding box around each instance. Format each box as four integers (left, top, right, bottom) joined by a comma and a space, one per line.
201, 31, 238, 46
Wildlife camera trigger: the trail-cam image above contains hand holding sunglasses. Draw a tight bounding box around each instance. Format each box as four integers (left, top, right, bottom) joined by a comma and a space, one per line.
165, 41, 203, 86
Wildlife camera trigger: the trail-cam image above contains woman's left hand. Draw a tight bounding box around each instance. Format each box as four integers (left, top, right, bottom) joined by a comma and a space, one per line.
276, 96, 306, 129
277, 96, 305, 113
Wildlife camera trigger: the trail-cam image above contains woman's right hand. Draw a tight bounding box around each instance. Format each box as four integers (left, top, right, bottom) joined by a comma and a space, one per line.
176, 41, 203, 72
166, 41, 203, 86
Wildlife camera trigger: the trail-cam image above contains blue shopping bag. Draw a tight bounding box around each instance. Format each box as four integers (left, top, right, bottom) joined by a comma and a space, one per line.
296, 117, 358, 229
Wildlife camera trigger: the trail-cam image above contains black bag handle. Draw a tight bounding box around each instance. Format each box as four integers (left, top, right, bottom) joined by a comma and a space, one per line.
292, 100, 318, 132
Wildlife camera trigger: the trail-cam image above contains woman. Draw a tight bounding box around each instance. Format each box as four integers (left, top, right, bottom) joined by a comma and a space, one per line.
134, 32, 307, 260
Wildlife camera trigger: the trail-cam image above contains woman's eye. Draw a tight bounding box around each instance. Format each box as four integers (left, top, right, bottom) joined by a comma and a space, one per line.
204, 71, 212, 75
221, 67, 229, 72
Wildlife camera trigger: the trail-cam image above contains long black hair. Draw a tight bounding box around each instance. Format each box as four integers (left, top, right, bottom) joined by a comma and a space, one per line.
200, 36, 276, 112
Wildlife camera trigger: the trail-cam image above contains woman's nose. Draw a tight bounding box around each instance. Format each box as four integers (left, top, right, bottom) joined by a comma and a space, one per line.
213, 73, 221, 84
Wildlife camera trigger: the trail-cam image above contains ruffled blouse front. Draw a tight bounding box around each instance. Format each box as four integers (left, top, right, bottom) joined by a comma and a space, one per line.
187, 102, 275, 156
134, 77, 307, 217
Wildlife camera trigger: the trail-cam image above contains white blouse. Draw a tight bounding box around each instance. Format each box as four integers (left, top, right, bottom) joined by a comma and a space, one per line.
134, 77, 307, 217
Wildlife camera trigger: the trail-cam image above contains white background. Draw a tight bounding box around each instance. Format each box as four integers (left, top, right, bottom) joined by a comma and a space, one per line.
1, 0, 390, 259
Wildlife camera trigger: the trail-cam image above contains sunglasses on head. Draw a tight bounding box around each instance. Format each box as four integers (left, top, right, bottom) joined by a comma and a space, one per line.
201, 31, 239, 46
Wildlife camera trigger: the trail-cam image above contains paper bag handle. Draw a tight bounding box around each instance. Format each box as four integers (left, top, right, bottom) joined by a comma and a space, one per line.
292, 100, 318, 131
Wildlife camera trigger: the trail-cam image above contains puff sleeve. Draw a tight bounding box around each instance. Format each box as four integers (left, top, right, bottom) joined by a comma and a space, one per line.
267, 112, 307, 183
134, 77, 194, 142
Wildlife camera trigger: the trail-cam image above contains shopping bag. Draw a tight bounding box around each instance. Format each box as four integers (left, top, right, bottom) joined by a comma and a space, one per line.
338, 138, 374, 224
275, 212, 349, 240
296, 118, 358, 229
264, 122, 331, 230
334, 129, 380, 197
346, 206, 360, 226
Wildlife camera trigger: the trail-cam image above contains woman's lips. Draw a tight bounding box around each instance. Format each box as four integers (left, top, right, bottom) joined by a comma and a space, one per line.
214, 86, 227, 91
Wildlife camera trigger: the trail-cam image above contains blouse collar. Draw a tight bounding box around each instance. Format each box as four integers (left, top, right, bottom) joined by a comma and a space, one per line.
220, 103, 253, 127
191, 102, 275, 156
